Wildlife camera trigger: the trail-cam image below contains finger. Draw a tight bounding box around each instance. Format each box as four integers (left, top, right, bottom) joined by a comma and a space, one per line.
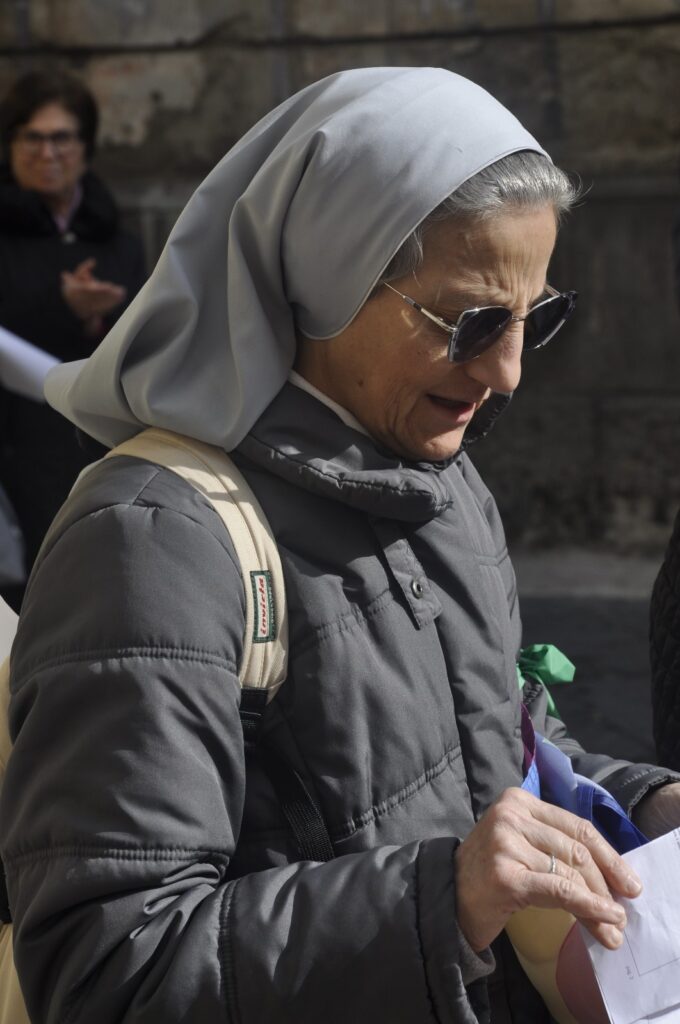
520, 865, 627, 944
519, 817, 612, 901
74, 257, 96, 274
513, 831, 615, 932
580, 917, 626, 950
524, 795, 642, 898
84, 281, 123, 295
95, 281, 126, 297
98, 288, 126, 307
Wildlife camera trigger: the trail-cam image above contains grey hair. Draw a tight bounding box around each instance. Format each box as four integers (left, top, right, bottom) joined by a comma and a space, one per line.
379, 151, 578, 285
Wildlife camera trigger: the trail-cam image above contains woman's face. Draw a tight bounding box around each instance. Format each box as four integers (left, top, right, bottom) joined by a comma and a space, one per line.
296, 204, 559, 462
10, 101, 87, 203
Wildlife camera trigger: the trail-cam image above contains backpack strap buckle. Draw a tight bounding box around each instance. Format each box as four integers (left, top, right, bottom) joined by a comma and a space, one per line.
239, 687, 268, 743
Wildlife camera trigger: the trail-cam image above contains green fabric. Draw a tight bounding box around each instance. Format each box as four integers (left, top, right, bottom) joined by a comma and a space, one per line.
516, 643, 575, 719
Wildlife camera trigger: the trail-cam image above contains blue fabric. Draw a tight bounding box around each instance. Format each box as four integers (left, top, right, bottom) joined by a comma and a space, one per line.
520, 710, 647, 855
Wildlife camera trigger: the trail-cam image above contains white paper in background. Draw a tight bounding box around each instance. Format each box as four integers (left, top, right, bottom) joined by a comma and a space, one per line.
583, 828, 680, 1024
0, 325, 60, 402
0, 596, 17, 660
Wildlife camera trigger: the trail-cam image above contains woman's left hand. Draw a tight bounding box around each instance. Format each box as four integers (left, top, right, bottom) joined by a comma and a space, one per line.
632, 782, 680, 839
61, 257, 127, 321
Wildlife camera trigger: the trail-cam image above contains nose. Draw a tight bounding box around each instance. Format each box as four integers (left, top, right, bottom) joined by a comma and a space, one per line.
462, 323, 523, 394
37, 140, 59, 157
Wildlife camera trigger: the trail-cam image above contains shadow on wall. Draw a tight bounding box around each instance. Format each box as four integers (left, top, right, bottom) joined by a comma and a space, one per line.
472, 188, 680, 553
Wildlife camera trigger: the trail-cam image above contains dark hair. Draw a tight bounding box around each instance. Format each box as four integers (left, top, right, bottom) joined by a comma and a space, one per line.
0, 70, 98, 160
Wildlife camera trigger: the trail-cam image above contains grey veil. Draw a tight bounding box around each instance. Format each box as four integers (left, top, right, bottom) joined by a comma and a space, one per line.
45, 67, 547, 451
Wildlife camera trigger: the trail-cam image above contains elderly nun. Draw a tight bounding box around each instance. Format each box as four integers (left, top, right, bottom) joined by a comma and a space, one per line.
2, 67, 680, 1024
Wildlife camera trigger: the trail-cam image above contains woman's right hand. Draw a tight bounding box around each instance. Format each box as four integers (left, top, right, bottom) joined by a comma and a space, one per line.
454, 787, 642, 953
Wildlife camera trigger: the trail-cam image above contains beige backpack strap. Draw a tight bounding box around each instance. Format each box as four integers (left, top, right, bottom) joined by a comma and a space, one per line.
0, 601, 29, 1024
105, 428, 287, 698
0, 433, 288, 1024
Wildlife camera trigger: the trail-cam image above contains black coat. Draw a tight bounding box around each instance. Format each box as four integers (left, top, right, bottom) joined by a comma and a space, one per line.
650, 509, 680, 768
0, 166, 146, 595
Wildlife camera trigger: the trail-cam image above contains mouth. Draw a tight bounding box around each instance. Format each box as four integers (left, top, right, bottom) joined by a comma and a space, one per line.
427, 395, 479, 426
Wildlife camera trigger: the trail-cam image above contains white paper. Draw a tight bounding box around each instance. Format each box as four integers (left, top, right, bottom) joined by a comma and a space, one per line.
584, 829, 680, 1024
0, 325, 60, 401
0, 596, 17, 661
641, 1005, 680, 1022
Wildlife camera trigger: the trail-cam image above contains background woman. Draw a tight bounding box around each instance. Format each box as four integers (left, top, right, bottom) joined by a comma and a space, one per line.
0, 70, 146, 610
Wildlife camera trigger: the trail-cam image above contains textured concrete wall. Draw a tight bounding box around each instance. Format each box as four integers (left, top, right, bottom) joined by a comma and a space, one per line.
2, 0, 680, 549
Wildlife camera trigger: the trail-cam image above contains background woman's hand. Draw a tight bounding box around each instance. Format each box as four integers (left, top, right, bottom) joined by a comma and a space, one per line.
61, 257, 127, 322
454, 787, 642, 954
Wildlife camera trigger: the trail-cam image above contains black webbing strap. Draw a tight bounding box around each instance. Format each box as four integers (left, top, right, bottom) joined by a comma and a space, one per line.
239, 687, 335, 864
239, 687, 268, 744
259, 746, 335, 863
0, 857, 11, 924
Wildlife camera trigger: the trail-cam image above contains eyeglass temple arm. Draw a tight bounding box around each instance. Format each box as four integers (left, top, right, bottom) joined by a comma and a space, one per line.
383, 282, 456, 332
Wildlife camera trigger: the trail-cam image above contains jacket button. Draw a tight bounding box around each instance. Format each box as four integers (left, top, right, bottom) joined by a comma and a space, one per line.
411, 579, 424, 598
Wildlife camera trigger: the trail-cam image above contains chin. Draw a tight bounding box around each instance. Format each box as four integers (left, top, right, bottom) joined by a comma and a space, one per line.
413, 429, 467, 463
378, 422, 467, 464
398, 436, 465, 464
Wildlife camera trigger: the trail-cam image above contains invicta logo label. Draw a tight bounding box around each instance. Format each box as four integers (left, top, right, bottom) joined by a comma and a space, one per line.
250, 570, 276, 643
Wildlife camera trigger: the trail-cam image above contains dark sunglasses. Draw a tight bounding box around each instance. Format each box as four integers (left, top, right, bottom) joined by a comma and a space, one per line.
384, 282, 578, 364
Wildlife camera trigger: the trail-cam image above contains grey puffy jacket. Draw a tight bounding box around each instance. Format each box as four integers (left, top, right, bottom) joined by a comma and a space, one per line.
2, 383, 676, 1024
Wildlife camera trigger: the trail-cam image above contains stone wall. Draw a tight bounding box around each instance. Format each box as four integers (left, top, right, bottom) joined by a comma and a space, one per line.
2, 0, 680, 549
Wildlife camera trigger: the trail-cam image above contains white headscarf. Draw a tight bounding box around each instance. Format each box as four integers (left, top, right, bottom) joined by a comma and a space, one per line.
45, 67, 547, 450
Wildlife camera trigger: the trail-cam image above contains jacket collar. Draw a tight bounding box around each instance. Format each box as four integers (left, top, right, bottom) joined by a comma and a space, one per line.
0, 165, 119, 240
237, 382, 510, 522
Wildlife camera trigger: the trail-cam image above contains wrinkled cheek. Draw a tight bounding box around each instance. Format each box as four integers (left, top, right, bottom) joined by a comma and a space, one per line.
394, 391, 427, 437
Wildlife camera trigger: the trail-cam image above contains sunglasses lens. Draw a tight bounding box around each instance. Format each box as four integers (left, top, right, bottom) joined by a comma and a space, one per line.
523, 292, 577, 350
452, 307, 512, 363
